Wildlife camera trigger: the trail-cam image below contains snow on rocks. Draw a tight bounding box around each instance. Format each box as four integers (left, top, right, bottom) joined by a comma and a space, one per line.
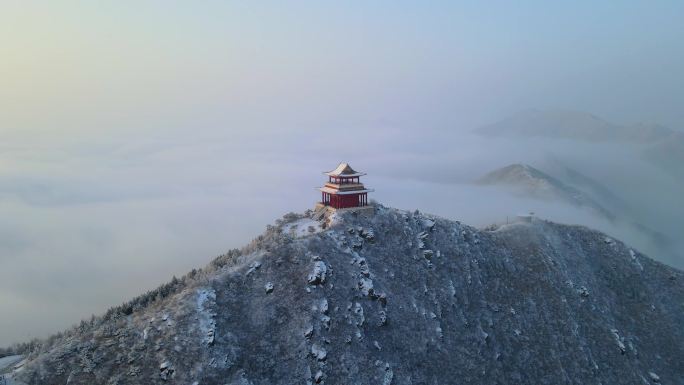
308, 261, 328, 285
351, 239, 364, 251
285, 218, 324, 238
196, 288, 217, 346
578, 286, 590, 298
359, 277, 374, 297
264, 282, 274, 294
304, 325, 314, 340
320, 298, 329, 315
648, 371, 660, 383
610, 329, 626, 354
417, 231, 429, 250
378, 310, 388, 326
356, 258, 370, 277
246, 261, 262, 276
448, 280, 457, 297
359, 228, 375, 242
320, 315, 331, 330
159, 361, 175, 380
629, 249, 644, 270
314, 370, 324, 383
421, 218, 436, 231
310, 344, 327, 361
382, 365, 394, 385
352, 302, 365, 327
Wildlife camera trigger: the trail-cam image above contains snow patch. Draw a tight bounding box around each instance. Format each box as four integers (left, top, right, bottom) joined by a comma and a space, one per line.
629, 249, 644, 271
311, 344, 327, 361
197, 288, 217, 346
308, 261, 327, 285
264, 282, 274, 293
610, 329, 626, 354
285, 218, 323, 238
0, 355, 23, 372
246, 261, 262, 276
421, 218, 436, 231
359, 277, 374, 297
648, 371, 660, 382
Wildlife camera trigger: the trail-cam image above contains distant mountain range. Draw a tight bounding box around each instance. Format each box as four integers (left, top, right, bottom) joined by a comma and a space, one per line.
475, 110, 684, 179
477, 163, 615, 220
475, 109, 674, 142
477, 163, 676, 264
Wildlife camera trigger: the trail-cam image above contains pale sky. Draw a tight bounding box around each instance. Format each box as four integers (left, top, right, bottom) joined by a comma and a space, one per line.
1, 1, 683, 346
1, 1, 683, 141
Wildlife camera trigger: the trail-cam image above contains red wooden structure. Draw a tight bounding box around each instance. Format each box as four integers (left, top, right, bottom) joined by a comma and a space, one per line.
318, 163, 373, 209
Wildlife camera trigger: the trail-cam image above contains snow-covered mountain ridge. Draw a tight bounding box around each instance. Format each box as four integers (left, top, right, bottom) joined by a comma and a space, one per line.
6, 204, 684, 385
477, 164, 614, 220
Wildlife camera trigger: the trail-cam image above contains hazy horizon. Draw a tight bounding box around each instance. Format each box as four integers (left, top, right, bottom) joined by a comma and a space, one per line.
2, 1, 683, 347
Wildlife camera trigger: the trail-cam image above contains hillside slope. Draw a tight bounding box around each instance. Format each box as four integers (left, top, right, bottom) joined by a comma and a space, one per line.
7, 205, 684, 385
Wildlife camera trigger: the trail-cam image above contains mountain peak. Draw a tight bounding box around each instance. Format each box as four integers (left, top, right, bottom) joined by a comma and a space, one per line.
5, 205, 684, 384
478, 163, 615, 220
478, 163, 558, 189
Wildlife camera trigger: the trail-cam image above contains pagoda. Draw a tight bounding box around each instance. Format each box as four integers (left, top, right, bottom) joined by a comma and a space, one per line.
317, 163, 373, 210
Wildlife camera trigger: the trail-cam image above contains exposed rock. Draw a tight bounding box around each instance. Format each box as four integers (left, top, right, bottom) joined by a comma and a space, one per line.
320, 299, 329, 315
264, 282, 274, 294
314, 370, 324, 384
310, 344, 327, 361
648, 371, 660, 382
246, 261, 262, 276
382, 365, 393, 385
320, 315, 331, 330
378, 310, 388, 326
307, 261, 327, 285
159, 361, 174, 381
304, 325, 314, 340
360, 228, 375, 241
578, 286, 590, 297
611, 328, 626, 354
358, 278, 374, 297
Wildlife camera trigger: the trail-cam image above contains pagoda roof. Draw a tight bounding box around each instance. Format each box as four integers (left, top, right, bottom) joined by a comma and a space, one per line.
324, 163, 366, 177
